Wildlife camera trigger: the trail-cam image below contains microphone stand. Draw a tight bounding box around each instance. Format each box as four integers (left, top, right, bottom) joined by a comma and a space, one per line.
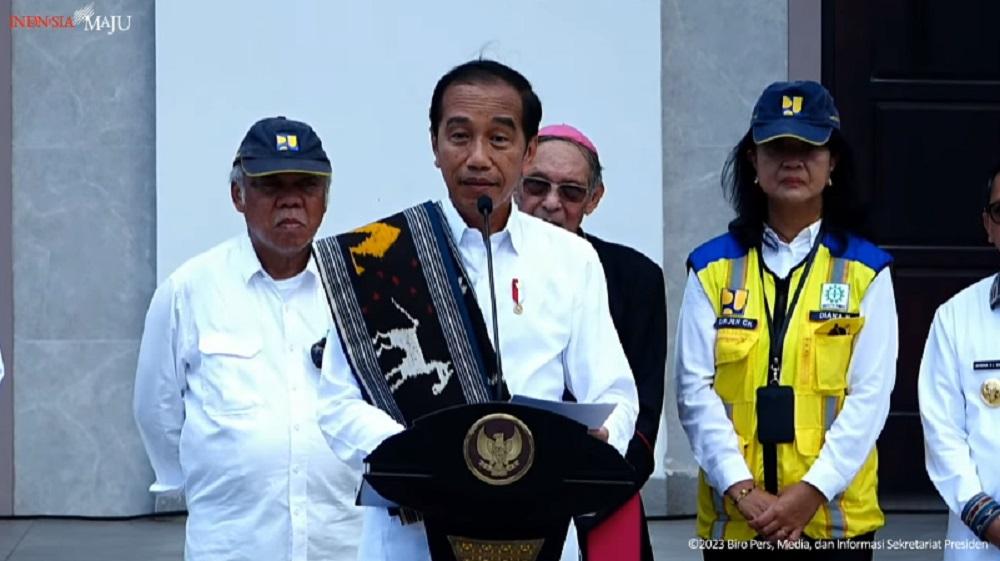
476, 195, 505, 401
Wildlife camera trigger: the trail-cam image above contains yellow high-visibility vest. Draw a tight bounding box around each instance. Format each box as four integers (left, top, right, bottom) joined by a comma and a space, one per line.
688, 231, 891, 540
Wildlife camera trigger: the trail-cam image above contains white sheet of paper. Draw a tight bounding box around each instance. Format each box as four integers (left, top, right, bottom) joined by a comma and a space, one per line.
509, 395, 615, 430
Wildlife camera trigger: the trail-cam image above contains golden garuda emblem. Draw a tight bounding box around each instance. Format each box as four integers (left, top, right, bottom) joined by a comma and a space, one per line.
982, 378, 1000, 408
477, 425, 522, 477
463, 413, 534, 486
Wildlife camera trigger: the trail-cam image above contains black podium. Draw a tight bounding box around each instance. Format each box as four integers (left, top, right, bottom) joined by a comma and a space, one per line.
363, 402, 636, 561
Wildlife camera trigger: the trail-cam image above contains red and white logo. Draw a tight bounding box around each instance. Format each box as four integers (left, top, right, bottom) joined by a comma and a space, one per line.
9, 3, 132, 35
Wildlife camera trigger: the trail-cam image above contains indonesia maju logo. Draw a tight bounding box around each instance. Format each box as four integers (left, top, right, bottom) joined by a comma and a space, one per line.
9, 3, 132, 35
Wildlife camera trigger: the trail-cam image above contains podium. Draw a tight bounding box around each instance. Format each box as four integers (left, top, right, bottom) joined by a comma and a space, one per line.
363, 402, 637, 561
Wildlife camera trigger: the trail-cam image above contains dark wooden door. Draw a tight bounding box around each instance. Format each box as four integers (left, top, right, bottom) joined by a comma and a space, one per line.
824, 0, 1000, 501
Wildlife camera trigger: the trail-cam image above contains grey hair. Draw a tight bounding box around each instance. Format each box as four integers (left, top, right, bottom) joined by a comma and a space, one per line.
537, 136, 603, 192
229, 164, 331, 204
230, 165, 247, 204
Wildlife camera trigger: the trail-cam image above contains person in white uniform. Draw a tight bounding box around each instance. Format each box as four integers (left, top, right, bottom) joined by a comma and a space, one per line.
315, 59, 639, 561
919, 163, 1000, 560
133, 117, 362, 561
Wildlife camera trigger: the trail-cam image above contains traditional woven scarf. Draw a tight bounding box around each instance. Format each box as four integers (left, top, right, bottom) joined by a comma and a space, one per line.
313, 201, 503, 426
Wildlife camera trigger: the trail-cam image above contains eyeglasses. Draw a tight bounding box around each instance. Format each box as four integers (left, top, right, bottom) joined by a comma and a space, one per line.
986, 201, 1000, 225
520, 176, 589, 203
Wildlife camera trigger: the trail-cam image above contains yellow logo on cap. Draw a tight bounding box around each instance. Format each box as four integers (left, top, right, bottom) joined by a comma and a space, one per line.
276, 134, 299, 151
782, 95, 803, 116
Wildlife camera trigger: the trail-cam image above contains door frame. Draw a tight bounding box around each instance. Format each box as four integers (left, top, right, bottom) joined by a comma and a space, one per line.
1, 0, 14, 516
789, 0, 822, 81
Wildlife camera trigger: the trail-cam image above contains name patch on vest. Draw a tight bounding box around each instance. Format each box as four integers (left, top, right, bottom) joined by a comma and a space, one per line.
973, 360, 1000, 371
809, 310, 860, 322
715, 317, 758, 330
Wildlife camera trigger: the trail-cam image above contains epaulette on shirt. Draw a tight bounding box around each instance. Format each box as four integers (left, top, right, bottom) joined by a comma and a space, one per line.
821, 232, 893, 274
687, 231, 892, 275
687, 233, 749, 273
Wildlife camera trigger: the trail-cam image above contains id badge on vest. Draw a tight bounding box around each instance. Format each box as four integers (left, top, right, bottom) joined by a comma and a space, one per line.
756, 385, 795, 444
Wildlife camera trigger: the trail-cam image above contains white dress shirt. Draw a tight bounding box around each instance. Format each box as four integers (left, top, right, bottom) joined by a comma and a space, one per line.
676, 221, 898, 500
316, 200, 639, 561
919, 274, 1000, 560
133, 235, 362, 561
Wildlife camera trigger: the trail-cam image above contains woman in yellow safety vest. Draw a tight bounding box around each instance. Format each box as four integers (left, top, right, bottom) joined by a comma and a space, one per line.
676, 81, 898, 561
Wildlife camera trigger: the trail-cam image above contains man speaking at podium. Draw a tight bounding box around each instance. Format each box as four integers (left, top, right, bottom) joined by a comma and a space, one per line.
314, 59, 639, 561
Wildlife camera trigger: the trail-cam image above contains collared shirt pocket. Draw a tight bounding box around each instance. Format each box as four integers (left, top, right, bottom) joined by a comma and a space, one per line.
196, 331, 264, 415
811, 317, 865, 393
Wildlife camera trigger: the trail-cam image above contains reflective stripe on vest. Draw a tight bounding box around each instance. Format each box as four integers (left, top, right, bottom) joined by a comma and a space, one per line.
829, 257, 848, 284
710, 489, 728, 539
823, 394, 846, 539
728, 255, 747, 291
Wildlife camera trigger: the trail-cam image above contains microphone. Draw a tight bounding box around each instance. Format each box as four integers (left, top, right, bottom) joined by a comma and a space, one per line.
476, 195, 505, 400
476, 195, 493, 216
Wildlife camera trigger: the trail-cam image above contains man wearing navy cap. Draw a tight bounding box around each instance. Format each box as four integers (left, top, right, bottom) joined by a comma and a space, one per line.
134, 117, 362, 560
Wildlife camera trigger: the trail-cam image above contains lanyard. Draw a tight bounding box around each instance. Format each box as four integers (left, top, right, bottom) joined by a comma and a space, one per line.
756, 232, 822, 386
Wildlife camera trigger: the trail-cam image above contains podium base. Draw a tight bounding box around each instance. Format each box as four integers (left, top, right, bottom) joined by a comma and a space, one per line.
425, 516, 570, 561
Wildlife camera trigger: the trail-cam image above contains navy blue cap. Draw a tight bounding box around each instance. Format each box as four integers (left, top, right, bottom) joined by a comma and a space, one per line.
234, 116, 332, 177
750, 81, 840, 146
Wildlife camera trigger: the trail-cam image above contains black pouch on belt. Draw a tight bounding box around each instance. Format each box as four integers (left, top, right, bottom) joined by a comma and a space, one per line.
756, 385, 795, 444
